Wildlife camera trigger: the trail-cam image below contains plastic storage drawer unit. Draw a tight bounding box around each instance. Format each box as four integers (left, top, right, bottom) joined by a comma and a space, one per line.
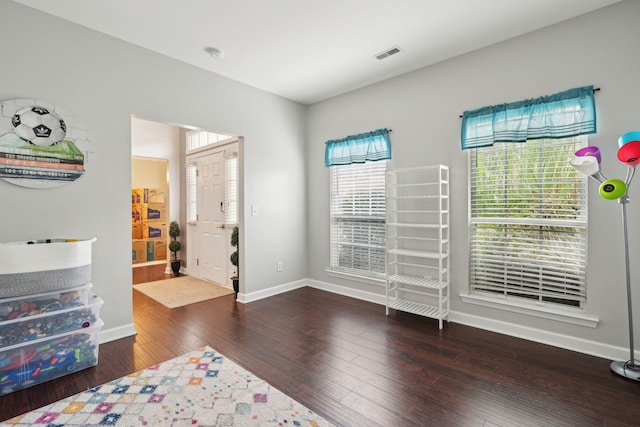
0, 283, 93, 322
0, 318, 102, 396
0, 294, 102, 348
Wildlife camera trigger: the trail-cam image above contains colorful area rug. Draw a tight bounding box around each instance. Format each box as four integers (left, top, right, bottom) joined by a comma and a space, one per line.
2, 346, 333, 426
133, 276, 234, 308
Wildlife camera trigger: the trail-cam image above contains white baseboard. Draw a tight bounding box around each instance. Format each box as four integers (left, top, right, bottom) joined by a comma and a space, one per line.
133, 260, 166, 268
241, 279, 307, 303
306, 278, 386, 305
241, 278, 385, 306
99, 322, 137, 344
449, 311, 629, 362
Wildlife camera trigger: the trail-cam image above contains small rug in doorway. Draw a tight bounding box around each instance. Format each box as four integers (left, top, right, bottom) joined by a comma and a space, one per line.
133, 276, 234, 309
2, 345, 334, 426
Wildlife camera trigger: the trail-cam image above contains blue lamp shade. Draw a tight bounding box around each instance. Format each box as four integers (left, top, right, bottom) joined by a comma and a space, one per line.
618, 131, 640, 147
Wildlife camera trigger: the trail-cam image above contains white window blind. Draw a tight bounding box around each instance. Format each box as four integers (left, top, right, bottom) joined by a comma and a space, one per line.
224, 154, 238, 225
186, 163, 197, 223
469, 136, 588, 306
329, 161, 387, 277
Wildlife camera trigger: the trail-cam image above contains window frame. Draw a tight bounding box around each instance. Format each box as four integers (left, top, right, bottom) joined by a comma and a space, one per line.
468, 136, 589, 310
328, 160, 387, 281
186, 129, 234, 154
223, 153, 238, 226
185, 162, 198, 223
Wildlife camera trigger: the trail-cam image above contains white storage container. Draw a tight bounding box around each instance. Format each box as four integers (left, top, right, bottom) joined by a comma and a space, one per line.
0, 294, 102, 348
0, 318, 102, 396
0, 238, 96, 298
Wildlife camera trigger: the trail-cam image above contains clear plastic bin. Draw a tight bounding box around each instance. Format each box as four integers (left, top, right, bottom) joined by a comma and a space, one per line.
0, 318, 102, 396
0, 283, 93, 322
0, 294, 102, 348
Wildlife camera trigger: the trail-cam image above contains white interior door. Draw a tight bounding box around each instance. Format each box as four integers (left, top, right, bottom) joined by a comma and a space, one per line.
195, 152, 227, 284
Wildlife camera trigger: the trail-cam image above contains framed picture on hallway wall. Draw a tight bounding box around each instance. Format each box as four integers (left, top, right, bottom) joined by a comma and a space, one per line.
0, 98, 93, 189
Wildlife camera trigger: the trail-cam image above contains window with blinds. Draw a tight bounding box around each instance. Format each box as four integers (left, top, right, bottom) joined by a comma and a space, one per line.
329, 161, 387, 278
469, 136, 588, 307
186, 163, 197, 223
224, 155, 238, 225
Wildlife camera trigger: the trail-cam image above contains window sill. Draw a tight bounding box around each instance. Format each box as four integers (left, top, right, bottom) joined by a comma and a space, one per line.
325, 269, 386, 287
459, 293, 599, 328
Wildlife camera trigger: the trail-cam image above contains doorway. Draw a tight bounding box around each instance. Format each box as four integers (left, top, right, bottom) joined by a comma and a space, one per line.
131, 117, 241, 289
185, 138, 239, 288
131, 156, 170, 269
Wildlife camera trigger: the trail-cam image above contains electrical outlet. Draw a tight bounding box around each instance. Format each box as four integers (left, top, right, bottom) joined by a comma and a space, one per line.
277, 261, 283, 272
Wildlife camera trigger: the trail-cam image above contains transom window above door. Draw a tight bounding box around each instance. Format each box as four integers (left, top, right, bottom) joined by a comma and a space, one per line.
186, 130, 233, 153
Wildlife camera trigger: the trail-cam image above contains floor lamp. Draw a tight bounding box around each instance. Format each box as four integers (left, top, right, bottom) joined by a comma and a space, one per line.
570, 131, 640, 381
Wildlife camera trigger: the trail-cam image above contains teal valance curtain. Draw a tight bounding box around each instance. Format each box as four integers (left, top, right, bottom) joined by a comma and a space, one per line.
461, 85, 596, 150
325, 128, 391, 166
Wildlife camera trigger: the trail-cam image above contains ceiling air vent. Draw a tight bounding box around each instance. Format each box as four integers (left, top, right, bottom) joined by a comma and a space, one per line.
375, 46, 402, 60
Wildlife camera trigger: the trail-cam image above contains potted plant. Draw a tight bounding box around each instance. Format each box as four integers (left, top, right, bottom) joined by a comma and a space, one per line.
230, 225, 239, 298
169, 221, 181, 276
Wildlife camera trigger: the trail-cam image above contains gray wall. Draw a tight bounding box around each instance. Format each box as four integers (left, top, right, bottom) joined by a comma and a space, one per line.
0, 1, 308, 339
307, 0, 640, 357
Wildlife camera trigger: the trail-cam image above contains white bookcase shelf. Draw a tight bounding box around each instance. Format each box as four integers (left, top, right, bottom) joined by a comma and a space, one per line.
385, 165, 449, 329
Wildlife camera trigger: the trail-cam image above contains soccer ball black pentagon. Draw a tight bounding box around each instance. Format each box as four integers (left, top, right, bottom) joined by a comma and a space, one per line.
12, 106, 67, 146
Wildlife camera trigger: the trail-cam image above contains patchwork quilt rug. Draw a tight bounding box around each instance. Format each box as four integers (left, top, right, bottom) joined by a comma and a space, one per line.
2, 346, 334, 426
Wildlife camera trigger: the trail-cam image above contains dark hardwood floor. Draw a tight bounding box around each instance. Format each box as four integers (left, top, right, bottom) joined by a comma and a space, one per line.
132, 262, 175, 283
2, 266, 639, 425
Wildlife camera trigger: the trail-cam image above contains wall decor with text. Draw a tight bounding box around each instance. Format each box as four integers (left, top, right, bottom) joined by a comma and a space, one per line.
0, 99, 93, 189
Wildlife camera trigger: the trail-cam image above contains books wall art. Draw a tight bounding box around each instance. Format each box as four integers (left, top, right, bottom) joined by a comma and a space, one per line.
0, 99, 93, 189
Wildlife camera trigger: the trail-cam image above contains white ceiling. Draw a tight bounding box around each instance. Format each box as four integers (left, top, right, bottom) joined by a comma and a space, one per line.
13, 0, 622, 105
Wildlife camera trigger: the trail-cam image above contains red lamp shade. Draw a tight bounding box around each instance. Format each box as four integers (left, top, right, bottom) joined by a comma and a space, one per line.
617, 140, 640, 166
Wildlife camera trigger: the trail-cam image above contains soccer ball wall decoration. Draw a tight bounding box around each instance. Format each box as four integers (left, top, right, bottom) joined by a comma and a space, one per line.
0, 99, 92, 189
12, 106, 67, 147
